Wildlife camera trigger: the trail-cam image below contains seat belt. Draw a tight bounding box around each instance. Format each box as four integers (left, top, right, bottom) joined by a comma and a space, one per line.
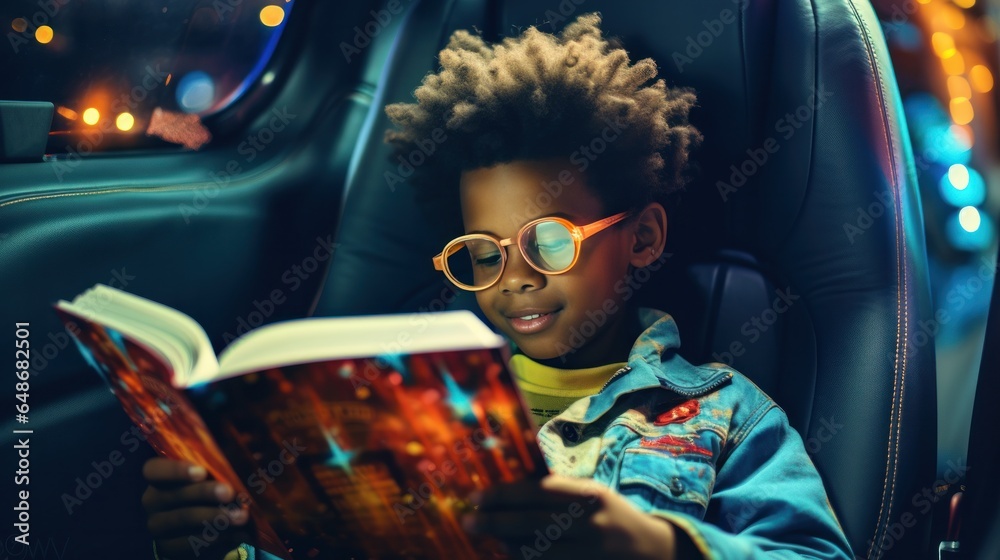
940, 244, 999, 559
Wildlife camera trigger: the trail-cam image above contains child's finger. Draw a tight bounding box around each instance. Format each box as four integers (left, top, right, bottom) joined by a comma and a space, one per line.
463, 510, 590, 539
142, 480, 235, 513
539, 474, 608, 503
142, 457, 208, 484
146, 505, 248, 539
477, 475, 604, 510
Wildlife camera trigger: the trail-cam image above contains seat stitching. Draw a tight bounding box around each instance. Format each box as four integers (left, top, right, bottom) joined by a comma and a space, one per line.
846, 1, 907, 558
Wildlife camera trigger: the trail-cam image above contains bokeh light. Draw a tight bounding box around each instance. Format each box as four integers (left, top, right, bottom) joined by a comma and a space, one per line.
942, 7, 966, 30
115, 112, 135, 132
947, 75, 971, 99
946, 209, 994, 251
176, 71, 215, 113
953, 0, 976, 8
949, 97, 974, 124
11, 18, 27, 32
56, 106, 78, 121
959, 206, 981, 233
969, 65, 994, 93
932, 32, 956, 57
940, 165, 986, 207
942, 52, 965, 75
82, 108, 100, 125
35, 25, 53, 44
259, 5, 285, 27
949, 164, 970, 190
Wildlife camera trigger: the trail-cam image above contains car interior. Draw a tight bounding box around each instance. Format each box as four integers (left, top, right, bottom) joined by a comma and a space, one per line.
1, 0, 997, 558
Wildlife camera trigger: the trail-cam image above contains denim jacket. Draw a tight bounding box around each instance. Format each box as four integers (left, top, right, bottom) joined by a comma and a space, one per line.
228, 309, 853, 560
531, 308, 853, 559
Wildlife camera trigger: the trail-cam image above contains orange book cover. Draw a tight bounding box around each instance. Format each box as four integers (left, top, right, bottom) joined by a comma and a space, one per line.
187, 348, 547, 559
55, 307, 291, 559
56, 293, 547, 560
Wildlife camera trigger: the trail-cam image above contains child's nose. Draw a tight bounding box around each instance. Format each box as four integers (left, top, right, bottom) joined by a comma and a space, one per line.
498, 248, 545, 294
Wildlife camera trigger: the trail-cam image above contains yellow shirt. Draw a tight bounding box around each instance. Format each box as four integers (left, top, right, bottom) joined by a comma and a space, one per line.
509, 353, 627, 429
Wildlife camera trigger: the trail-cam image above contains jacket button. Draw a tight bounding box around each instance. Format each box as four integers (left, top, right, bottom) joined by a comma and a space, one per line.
561, 423, 580, 443
669, 477, 684, 496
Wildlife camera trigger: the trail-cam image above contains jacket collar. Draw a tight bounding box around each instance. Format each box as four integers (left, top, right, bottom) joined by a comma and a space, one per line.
565, 308, 734, 425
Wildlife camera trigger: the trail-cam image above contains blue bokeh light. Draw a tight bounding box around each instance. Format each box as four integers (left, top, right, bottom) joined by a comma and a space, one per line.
939, 164, 987, 207
945, 208, 995, 252
176, 71, 216, 113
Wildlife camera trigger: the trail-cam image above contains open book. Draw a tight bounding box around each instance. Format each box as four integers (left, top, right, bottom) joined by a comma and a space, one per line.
55, 284, 548, 560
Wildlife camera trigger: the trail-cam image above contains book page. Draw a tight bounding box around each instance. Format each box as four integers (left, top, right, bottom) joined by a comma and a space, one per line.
214, 311, 505, 384
56, 284, 218, 385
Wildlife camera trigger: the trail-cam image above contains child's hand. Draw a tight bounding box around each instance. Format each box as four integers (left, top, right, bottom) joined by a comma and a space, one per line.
142, 458, 251, 560
464, 474, 677, 560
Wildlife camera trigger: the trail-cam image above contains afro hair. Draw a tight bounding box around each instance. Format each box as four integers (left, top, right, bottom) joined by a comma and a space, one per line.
384, 12, 702, 215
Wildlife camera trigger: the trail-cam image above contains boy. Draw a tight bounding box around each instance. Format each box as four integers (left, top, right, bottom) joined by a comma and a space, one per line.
143, 14, 854, 560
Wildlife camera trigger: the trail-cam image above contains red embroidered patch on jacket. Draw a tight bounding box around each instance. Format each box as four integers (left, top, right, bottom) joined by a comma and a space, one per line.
653, 399, 700, 426
640, 434, 712, 457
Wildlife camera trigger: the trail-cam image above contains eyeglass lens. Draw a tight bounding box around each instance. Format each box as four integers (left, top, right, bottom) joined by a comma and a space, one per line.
445, 220, 577, 288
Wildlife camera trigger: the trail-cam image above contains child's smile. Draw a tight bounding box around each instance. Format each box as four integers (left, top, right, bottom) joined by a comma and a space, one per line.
459, 159, 643, 368
506, 309, 561, 334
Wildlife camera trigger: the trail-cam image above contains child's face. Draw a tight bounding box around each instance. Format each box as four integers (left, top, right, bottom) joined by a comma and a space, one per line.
459, 159, 640, 366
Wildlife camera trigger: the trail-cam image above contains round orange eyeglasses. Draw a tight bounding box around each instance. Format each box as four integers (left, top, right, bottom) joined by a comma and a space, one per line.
432, 212, 630, 291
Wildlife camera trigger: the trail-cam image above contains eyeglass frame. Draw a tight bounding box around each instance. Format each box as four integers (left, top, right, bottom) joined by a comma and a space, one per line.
432, 211, 632, 291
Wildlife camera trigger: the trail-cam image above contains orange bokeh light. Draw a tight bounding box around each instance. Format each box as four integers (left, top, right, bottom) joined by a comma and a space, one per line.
932, 32, 956, 58
942, 52, 965, 75
35, 25, 53, 44
116, 113, 135, 132
969, 65, 994, 93
949, 97, 974, 125
56, 106, 78, 121
82, 108, 100, 126
259, 5, 285, 27
947, 76, 972, 99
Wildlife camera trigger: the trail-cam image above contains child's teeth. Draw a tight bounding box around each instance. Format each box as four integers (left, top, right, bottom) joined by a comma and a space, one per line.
519, 314, 541, 320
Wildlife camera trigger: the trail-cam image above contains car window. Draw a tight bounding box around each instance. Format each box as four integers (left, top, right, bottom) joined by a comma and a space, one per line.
1, 0, 294, 153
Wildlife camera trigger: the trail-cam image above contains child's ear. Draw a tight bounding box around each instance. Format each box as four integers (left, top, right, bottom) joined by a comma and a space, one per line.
627, 203, 668, 268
